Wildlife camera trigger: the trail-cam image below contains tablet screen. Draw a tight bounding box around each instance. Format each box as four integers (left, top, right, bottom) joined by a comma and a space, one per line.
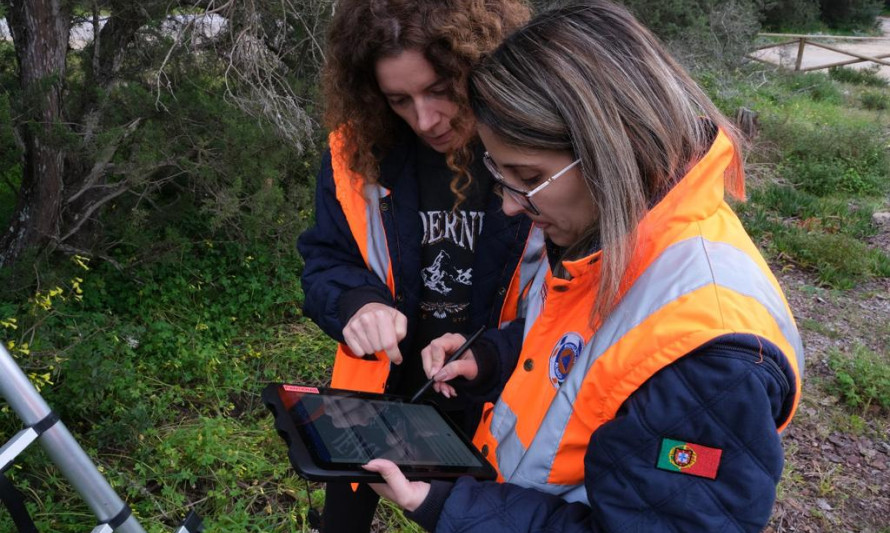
293, 394, 482, 467
263, 384, 495, 481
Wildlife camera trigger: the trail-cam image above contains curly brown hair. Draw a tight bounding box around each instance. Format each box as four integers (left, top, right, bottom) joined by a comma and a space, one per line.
322, 0, 531, 186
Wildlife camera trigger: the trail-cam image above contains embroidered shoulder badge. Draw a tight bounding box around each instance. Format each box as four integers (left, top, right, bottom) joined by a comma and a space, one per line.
656, 438, 722, 480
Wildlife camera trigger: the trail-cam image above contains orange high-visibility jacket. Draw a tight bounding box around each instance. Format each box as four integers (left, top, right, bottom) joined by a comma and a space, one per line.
472, 129, 804, 503
325, 130, 547, 393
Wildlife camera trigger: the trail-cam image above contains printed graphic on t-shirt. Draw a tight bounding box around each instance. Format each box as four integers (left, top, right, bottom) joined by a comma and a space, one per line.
422, 250, 468, 295
419, 211, 484, 319
419, 210, 485, 251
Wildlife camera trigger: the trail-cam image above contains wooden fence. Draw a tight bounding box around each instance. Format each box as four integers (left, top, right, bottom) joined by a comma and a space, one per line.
749, 32, 890, 72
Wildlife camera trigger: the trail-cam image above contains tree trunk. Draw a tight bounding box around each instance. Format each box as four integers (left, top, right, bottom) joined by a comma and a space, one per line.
0, 0, 70, 267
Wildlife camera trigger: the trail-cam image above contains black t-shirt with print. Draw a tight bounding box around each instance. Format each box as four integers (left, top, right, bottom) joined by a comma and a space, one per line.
399, 140, 490, 412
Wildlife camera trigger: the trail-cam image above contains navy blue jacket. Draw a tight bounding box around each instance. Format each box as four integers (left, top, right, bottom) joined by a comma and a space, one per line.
407, 333, 798, 532
297, 134, 532, 391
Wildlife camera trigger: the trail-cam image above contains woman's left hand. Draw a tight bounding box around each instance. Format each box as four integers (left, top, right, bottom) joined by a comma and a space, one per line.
363, 458, 430, 512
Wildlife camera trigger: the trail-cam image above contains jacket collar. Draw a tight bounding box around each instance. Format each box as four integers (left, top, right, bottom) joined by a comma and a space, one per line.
641, 128, 734, 235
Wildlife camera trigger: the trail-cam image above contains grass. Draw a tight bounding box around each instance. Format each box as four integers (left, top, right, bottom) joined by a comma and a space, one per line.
714, 65, 890, 290
826, 344, 890, 412
773, 230, 890, 288
736, 194, 890, 289
766, 119, 888, 197
746, 185, 880, 238
797, 317, 840, 338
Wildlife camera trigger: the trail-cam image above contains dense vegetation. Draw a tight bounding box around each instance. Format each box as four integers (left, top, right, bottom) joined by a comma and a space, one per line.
1, 1, 888, 531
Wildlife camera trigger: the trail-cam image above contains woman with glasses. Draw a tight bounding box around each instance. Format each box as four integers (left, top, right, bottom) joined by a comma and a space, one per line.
363, 2, 804, 531
296, 0, 535, 531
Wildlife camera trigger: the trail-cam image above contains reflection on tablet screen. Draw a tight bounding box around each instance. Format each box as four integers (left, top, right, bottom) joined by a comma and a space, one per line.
290, 395, 482, 468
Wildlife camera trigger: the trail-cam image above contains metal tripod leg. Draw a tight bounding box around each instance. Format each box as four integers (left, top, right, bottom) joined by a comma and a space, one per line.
0, 344, 147, 532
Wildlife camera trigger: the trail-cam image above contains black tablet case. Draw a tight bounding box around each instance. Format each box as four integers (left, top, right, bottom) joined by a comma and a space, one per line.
262, 383, 497, 482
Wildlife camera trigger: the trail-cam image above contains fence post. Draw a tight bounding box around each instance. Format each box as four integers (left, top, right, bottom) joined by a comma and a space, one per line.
795, 37, 806, 70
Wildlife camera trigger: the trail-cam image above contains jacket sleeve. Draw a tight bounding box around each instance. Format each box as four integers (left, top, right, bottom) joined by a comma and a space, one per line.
297, 149, 393, 342
429, 335, 793, 533
454, 320, 525, 403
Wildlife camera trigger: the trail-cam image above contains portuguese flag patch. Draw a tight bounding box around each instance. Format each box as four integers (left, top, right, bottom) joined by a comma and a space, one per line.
656, 438, 722, 479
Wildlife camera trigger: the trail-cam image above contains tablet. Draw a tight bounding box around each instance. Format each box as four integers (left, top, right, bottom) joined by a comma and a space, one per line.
262, 383, 497, 482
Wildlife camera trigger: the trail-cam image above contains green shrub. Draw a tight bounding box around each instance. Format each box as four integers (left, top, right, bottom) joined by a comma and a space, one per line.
619, 0, 714, 41
82, 76, 320, 260
41, 241, 305, 441
762, 118, 889, 197
736, 195, 890, 289
733, 64, 890, 289
827, 344, 890, 411
0, 236, 333, 531
761, 0, 822, 31
733, 199, 775, 242
860, 89, 890, 110
773, 71, 844, 104
829, 65, 889, 87
694, 68, 753, 115
749, 185, 879, 239
819, 0, 883, 31
0, 27, 326, 526
770, 228, 890, 288
618, 0, 760, 68
783, 159, 884, 196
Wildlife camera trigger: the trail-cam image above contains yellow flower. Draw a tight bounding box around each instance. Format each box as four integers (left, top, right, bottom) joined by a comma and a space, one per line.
72, 255, 91, 270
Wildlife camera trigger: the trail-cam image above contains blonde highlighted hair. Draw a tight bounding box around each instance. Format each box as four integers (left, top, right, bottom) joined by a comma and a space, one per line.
469, 0, 745, 325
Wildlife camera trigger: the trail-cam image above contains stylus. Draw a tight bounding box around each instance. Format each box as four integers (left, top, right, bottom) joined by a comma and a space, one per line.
409, 325, 487, 403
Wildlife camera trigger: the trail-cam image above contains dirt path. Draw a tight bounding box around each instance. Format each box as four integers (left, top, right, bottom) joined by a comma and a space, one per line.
751, 17, 890, 80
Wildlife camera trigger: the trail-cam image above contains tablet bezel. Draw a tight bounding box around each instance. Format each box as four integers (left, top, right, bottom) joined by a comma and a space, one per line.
262, 383, 497, 482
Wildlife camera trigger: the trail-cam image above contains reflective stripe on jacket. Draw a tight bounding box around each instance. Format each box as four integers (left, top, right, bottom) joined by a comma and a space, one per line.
472, 129, 803, 503
326, 130, 546, 393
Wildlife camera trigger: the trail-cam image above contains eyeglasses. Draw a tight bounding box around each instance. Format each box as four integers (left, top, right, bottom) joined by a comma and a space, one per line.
483, 152, 581, 216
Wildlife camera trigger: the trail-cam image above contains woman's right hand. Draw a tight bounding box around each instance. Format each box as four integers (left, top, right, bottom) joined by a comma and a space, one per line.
342, 303, 408, 364
420, 333, 480, 398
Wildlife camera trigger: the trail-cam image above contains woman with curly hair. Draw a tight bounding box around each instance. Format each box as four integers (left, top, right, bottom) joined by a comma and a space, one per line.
296, 1, 533, 530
